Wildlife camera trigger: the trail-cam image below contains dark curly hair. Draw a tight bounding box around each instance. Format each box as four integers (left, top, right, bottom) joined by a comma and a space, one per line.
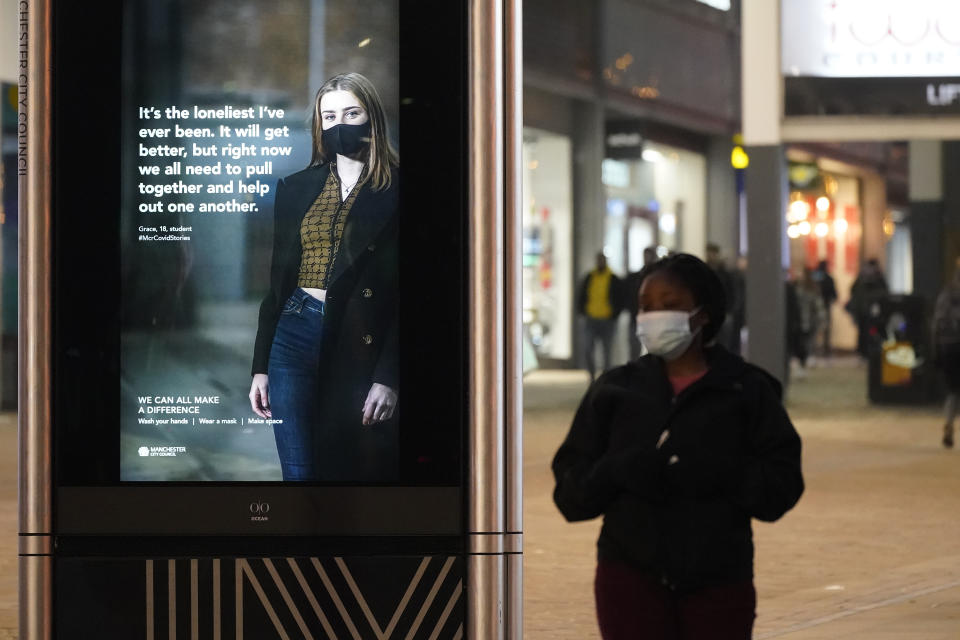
636, 253, 728, 344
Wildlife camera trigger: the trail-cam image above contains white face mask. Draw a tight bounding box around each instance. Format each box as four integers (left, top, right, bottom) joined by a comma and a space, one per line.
635, 309, 701, 361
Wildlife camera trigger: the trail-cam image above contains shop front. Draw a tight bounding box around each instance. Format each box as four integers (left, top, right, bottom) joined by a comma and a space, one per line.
522, 127, 574, 366
783, 150, 902, 354
602, 140, 707, 274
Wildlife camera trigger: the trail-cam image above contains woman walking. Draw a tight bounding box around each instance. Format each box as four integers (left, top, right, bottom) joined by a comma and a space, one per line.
932, 260, 960, 448
552, 253, 804, 640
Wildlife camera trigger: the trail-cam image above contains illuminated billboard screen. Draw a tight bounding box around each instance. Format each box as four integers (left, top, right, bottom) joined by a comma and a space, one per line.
119, 1, 403, 482
782, 0, 960, 115
51, 0, 464, 536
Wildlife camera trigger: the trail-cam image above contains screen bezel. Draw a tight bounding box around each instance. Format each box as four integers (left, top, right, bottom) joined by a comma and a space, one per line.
51, 0, 468, 536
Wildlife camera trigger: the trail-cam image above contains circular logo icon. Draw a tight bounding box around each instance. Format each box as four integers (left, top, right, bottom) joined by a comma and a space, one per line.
249, 502, 270, 514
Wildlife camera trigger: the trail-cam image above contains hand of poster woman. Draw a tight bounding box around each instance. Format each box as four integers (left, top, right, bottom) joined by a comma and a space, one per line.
362, 383, 397, 425
249, 374, 272, 418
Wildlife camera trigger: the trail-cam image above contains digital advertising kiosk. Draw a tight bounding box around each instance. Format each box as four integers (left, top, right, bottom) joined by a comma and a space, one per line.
19, 0, 523, 637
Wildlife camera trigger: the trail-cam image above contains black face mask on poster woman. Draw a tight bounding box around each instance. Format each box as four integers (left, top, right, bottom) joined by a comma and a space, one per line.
322, 121, 372, 157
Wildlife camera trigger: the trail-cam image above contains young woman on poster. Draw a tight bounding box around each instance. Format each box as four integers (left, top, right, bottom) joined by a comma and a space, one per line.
249, 72, 399, 481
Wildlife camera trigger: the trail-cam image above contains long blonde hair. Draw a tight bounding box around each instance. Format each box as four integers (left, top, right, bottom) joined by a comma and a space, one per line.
309, 73, 398, 191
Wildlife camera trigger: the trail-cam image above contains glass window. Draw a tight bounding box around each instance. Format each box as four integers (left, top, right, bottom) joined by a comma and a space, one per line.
603, 141, 706, 269
523, 128, 574, 362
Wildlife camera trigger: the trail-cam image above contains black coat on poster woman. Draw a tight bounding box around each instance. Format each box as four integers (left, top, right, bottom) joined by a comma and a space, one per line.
253, 164, 399, 470
250, 73, 399, 481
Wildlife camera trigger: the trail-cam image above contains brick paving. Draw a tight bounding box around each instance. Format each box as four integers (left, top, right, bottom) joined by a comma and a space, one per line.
523, 360, 960, 639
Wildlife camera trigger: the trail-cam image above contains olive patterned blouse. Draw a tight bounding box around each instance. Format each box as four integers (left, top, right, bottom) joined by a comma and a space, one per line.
297, 166, 361, 289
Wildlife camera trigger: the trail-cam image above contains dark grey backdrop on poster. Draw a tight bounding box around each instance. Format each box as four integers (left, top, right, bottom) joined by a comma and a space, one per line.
120, 0, 399, 481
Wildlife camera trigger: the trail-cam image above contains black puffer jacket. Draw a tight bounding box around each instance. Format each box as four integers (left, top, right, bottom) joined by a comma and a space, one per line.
552, 347, 803, 593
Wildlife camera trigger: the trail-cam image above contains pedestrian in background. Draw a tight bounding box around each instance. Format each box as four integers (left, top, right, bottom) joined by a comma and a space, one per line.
578, 252, 623, 381
812, 260, 838, 359
625, 246, 659, 360
784, 271, 801, 385
932, 260, 960, 448
554, 253, 804, 640
791, 268, 826, 377
847, 259, 888, 360
705, 243, 738, 353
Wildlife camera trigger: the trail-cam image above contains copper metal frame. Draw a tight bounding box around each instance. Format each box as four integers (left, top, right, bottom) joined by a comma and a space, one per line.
20, 0, 54, 638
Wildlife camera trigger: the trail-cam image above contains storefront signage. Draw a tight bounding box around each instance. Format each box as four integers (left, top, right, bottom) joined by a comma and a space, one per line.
928, 83, 960, 106
605, 122, 645, 160
782, 0, 960, 78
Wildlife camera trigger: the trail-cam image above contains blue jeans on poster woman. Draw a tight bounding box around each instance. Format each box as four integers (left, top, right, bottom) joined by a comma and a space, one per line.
267, 288, 326, 481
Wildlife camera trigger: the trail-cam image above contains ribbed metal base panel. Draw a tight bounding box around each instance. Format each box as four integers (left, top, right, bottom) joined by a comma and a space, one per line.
55, 555, 464, 640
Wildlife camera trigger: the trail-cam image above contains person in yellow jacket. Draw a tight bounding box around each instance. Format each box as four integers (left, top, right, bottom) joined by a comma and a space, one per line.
578, 252, 624, 381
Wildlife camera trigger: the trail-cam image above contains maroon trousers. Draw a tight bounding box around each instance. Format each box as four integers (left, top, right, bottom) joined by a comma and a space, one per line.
595, 561, 756, 640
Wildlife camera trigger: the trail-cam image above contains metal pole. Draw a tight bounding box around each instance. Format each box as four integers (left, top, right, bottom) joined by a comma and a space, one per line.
468, 0, 505, 636
19, 0, 54, 638
502, 0, 523, 637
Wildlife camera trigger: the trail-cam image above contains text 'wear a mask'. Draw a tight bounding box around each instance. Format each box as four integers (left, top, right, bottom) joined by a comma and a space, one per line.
322, 121, 372, 157
636, 309, 701, 361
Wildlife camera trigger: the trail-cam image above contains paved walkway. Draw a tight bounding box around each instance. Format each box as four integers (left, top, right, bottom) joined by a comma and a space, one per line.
523, 359, 960, 639
2, 358, 959, 637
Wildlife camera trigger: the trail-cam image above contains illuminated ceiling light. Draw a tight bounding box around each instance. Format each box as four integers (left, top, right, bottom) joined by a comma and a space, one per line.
631, 86, 660, 99
642, 148, 664, 163
816, 196, 831, 212
883, 217, 896, 237
358, 37, 372, 48
656, 245, 669, 258
798, 221, 812, 236
695, 0, 731, 9
835, 219, 848, 234
659, 212, 677, 234
787, 200, 810, 223
787, 225, 801, 239
815, 222, 830, 238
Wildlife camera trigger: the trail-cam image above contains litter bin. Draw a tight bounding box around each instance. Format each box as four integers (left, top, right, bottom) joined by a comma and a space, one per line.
866, 294, 936, 404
